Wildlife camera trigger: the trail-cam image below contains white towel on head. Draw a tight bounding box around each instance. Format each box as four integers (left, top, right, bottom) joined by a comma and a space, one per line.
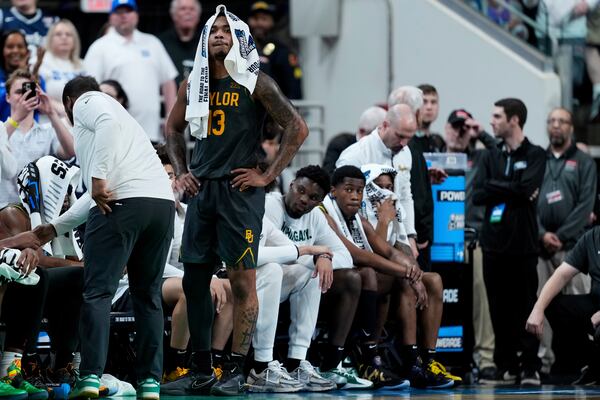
360, 164, 409, 246
186, 4, 260, 140
322, 195, 372, 252
17, 156, 83, 259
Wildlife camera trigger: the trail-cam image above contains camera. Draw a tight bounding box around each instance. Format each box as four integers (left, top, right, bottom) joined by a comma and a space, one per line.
21, 81, 36, 100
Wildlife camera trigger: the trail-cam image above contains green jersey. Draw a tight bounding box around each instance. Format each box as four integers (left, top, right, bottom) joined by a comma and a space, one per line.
190, 76, 260, 179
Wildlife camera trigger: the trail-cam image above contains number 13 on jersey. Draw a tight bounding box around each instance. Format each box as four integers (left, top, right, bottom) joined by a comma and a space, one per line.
207, 110, 225, 136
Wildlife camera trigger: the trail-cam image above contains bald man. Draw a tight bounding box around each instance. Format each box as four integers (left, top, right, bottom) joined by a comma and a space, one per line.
322, 106, 386, 176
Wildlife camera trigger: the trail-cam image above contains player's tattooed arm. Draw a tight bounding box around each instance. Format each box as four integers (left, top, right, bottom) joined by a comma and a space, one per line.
166, 80, 200, 195
254, 71, 308, 183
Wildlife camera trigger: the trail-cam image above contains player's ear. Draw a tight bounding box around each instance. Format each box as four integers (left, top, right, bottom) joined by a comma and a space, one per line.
330, 186, 336, 199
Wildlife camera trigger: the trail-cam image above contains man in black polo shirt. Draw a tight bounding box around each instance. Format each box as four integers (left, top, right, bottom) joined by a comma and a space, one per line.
527, 227, 600, 384
473, 98, 546, 385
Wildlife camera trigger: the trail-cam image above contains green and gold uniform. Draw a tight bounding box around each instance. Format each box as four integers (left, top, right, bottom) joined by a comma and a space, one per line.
181, 76, 265, 269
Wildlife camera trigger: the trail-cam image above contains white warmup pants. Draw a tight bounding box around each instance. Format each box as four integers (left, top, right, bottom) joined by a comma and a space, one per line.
253, 262, 321, 362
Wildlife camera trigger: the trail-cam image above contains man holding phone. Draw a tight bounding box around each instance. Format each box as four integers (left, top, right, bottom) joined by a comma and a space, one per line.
0, 69, 74, 207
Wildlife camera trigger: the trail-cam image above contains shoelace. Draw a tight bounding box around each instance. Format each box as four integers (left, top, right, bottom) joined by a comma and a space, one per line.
300, 362, 320, 378
266, 362, 294, 383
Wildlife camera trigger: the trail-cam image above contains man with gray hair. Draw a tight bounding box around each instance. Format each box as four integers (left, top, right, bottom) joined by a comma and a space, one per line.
322, 105, 386, 176
357, 106, 387, 141
159, 0, 202, 86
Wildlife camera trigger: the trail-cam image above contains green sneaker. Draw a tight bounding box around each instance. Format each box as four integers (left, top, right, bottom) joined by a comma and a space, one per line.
5, 359, 48, 400
136, 378, 159, 400
0, 381, 27, 400
320, 365, 373, 390
69, 374, 100, 399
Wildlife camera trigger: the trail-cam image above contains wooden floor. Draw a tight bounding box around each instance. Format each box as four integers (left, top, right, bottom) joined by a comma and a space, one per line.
160, 385, 600, 399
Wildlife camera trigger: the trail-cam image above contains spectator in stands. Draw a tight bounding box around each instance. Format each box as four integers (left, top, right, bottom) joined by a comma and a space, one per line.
0, 123, 16, 184
99, 79, 129, 110
585, 3, 600, 120
526, 226, 600, 384
485, 0, 530, 40
84, 0, 178, 143
536, 107, 596, 375
159, 0, 202, 86
443, 108, 498, 382
0, 69, 74, 208
536, 0, 590, 101
473, 98, 545, 385
0, 30, 45, 122
38, 19, 85, 118
0, 0, 58, 61
411, 84, 445, 154
322, 106, 386, 177
248, 1, 302, 99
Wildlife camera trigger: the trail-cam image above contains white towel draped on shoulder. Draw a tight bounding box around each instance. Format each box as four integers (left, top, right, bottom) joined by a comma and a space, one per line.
322, 195, 372, 252
360, 163, 409, 246
186, 4, 260, 140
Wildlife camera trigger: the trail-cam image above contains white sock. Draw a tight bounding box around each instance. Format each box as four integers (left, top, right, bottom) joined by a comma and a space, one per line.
593, 84, 600, 99
0, 352, 22, 378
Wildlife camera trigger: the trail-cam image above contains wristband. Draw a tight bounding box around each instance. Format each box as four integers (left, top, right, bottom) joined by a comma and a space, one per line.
7, 117, 19, 128
318, 254, 332, 260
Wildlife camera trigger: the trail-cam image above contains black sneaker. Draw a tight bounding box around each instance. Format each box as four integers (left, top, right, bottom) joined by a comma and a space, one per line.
160, 371, 216, 396
210, 364, 247, 396
358, 356, 409, 390
478, 368, 518, 385
520, 370, 540, 386
408, 364, 454, 389
573, 365, 599, 385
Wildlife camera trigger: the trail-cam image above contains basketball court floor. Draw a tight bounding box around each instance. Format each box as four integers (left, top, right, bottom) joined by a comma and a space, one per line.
161, 386, 600, 399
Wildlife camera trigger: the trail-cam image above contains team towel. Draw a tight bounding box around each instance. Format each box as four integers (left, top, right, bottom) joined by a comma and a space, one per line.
322, 195, 372, 251
186, 4, 260, 140
0, 248, 40, 286
17, 156, 83, 259
360, 164, 409, 246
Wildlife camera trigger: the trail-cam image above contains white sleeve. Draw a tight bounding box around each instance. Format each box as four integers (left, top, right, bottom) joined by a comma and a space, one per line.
313, 211, 353, 269
264, 194, 284, 227
335, 145, 360, 169
155, 38, 179, 83
0, 125, 16, 180
397, 151, 416, 237
74, 95, 120, 179
83, 41, 106, 82
51, 192, 92, 235
257, 218, 298, 266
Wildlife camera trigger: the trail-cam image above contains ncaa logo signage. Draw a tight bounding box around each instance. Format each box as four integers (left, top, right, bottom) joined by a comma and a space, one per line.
437, 190, 465, 202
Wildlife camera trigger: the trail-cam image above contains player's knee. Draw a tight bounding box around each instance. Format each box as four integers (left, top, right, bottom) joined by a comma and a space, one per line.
230, 273, 256, 302
261, 262, 283, 283
336, 268, 362, 294
358, 267, 377, 291
424, 272, 443, 298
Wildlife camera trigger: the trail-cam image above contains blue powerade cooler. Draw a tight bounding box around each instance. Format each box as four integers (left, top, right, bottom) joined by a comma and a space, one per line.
424, 153, 473, 372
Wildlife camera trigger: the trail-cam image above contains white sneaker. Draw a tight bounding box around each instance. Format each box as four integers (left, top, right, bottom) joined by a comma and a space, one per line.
291, 360, 336, 392
246, 361, 303, 393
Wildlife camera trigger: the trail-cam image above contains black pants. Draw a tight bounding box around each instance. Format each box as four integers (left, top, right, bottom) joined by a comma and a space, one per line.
482, 251, 540, 373
2, 269, 49, 351
79, 198, 174, 381
416, 243, 431, 272
545, 293, 600, 374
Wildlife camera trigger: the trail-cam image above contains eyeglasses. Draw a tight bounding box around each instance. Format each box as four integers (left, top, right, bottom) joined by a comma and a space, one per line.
546, 118, 571, 126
